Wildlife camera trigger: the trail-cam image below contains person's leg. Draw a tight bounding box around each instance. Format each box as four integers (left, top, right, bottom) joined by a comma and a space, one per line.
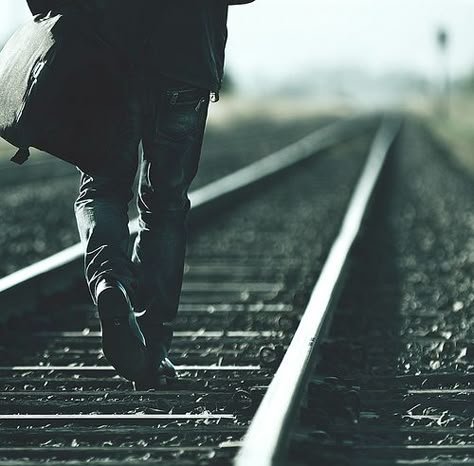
131, 77, 210, 381
74, 78, 150, 382
132, 77, 210, 323
74, 74, 143, 304
74, 170, 137, 303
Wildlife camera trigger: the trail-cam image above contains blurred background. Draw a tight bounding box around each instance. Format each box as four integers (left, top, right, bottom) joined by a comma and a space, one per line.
224, 0, 474, 175
0, 0, 473, 278
2, 1, 474, 108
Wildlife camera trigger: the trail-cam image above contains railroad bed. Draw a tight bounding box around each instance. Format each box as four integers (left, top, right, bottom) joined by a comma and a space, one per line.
1, 114, 472, 465
0, 113, 375, 465
282, 121, 474, 466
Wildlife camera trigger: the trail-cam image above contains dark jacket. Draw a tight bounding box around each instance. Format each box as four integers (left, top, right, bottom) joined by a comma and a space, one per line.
27, 0, 255, 15
26, 0, 254, 92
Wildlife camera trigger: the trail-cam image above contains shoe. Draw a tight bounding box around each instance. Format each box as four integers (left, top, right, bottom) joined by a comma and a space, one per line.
134, 319, 176, 389
96, 279, 151, 383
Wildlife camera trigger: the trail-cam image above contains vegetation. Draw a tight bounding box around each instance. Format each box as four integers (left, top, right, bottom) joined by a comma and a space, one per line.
426, 89, 474, 178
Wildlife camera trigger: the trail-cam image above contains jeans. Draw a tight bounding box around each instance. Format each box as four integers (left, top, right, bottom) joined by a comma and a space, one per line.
74, 73, 210, 323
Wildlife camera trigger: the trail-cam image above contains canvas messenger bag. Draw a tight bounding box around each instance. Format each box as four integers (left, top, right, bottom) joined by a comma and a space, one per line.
0, 5, 129, 174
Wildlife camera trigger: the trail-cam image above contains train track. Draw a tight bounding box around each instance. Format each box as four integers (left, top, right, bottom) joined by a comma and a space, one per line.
278, 121, 474, 466
0, 114, 406, 465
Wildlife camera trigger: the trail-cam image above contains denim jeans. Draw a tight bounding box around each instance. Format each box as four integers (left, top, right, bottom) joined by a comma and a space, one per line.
74, 73, 210, 323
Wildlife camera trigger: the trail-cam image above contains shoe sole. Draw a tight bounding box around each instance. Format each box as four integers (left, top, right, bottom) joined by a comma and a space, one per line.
98, 287, 150, 383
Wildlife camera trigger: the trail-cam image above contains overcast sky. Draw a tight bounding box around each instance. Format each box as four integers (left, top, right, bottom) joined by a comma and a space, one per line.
1, 0, 474, 92
226, 0, 474, 90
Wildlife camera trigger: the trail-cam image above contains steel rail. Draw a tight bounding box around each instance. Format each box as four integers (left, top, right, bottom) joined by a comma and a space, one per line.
0, 115, 373, 324
234, 115, 402, 466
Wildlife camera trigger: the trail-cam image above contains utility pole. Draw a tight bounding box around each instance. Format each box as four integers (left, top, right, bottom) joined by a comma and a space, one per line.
436, 27, 450, 118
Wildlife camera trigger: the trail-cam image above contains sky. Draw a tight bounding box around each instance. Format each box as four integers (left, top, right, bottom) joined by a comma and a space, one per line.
226, 0, 474, 91
1, 0, 474, 93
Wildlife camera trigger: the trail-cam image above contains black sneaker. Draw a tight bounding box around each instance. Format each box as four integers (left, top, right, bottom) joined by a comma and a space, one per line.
96, 279, 151, 383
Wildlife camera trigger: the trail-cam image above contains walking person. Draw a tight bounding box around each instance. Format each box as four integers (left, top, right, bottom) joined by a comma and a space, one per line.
71, 0, 255, 388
